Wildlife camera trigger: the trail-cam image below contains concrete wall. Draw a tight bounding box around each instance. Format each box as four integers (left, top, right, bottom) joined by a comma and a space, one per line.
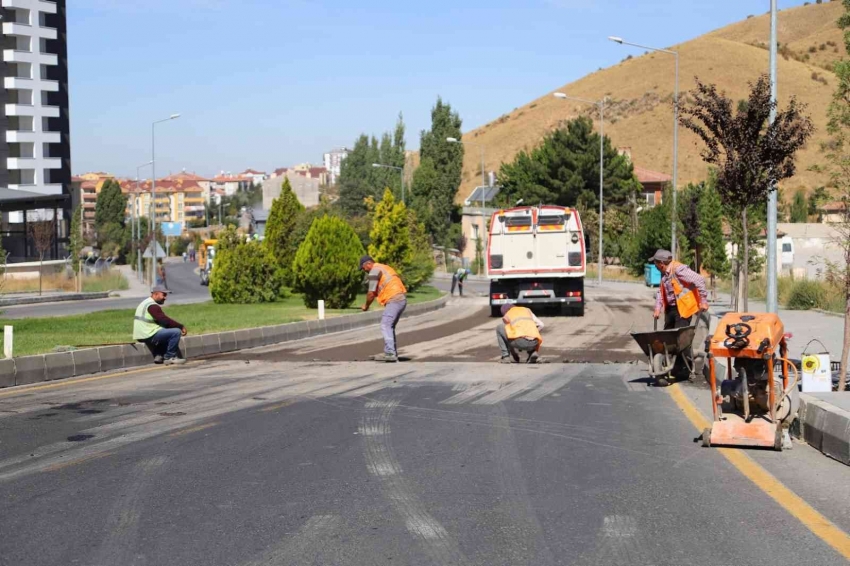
262, 172, 320, 210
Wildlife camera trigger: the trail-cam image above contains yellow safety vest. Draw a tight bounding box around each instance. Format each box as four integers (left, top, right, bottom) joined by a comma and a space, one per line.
504, 306, 542, 344
660, 261, 699, 319
133, 297, 161, 340
374, 263, 407, 306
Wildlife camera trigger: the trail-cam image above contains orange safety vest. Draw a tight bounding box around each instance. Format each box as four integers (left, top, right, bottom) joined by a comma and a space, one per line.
504, 306, 543, 344
660, 261, 700, 319
373, 263, 407, 306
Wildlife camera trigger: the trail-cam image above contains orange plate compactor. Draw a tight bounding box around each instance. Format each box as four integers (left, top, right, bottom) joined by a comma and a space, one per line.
704, 313, 798, 451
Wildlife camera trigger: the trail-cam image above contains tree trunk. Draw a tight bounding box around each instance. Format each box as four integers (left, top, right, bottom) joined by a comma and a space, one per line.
741, 209, 749, 312
38, 256, 43, 296
840, 294, 850, 393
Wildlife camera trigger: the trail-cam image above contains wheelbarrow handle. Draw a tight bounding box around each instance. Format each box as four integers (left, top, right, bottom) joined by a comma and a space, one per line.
654, 317, 658, 331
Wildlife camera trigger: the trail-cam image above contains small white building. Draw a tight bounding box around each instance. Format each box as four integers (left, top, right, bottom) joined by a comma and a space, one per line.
322, 147, 349, 186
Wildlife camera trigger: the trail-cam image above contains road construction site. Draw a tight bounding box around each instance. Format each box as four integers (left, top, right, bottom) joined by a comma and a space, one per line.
2, 283, 850, 565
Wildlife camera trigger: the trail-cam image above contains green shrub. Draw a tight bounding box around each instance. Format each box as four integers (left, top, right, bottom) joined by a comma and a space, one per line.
264, 177, 305, 282
787, 280, 826, 310
210, 240, 286, 304
292, 215, 365, 308
403, 209, 435, 291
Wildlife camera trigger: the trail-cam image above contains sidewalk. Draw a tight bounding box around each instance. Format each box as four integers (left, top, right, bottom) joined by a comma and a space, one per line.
114, 265, 151, 298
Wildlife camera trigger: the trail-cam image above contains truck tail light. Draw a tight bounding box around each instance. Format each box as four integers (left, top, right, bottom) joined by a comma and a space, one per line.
564, 291, 583, 298
491, 293, 507, 300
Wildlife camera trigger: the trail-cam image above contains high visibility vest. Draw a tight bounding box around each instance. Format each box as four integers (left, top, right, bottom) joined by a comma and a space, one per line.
133, 297, 161, 340
374, 263, 407, 306
660, 261, 700, 319
504, 306, 543, 344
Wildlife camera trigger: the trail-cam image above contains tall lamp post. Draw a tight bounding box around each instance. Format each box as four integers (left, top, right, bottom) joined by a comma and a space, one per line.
135, 161, 153, 282
766, 0, 779, 313
446, 137, 489, 272
151, 114, 180, 286
554, 92, 605, 285
371, 163, 405, 204
609, 36, 680, 258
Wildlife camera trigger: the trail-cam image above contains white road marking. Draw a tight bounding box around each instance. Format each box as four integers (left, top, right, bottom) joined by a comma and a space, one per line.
242, 514, 341, 566
515, 372, 579, 402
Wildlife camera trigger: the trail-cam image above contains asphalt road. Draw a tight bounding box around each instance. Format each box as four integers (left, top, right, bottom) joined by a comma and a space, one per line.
0, 261, 211, 319
1, 284, 849, 565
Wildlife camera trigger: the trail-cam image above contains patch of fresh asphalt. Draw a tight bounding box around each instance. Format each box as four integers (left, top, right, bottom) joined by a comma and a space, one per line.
1, 282, 849, 565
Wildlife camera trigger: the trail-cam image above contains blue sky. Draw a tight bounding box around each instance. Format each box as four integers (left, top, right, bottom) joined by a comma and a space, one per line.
70, 0, 805, 178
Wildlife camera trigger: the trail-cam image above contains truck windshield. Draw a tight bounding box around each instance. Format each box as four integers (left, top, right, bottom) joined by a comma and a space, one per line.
538, 215, 568, 226
504, 216, 532, 227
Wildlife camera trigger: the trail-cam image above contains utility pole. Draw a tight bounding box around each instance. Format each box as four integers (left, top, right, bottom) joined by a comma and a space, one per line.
766, 0, 779, 313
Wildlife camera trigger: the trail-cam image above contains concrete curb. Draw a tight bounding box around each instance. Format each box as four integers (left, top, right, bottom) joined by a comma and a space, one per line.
0, 291, 110, 307
0, 294, 450, 390
794, 394, 850, 466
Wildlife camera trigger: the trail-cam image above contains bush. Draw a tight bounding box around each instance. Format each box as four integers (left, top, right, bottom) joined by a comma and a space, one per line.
292, 215, 365, 308
369, 188, 412, 278
787, 280, 826, 310
210, 239, 286, 304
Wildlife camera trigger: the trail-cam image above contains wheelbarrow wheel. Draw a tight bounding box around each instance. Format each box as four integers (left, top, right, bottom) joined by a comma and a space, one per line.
774, 426, 783, 452
702, 427, 712, 448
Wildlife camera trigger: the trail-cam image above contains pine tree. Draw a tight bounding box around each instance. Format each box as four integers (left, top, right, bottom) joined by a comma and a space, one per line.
69, 205, 84, 289
368, 189, 412, 277
404, 209, 435, 291
790, 189, 808, 222
697, 182, 728, 278
94, 179, 127, 229
264, 177, 304, 276
292, 215, 365, 308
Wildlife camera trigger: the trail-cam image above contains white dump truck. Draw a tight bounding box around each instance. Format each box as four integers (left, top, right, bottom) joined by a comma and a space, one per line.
486, 205, 587, 317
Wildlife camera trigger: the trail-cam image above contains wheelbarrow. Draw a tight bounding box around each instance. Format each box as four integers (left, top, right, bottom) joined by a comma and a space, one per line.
630, 319, 696, 386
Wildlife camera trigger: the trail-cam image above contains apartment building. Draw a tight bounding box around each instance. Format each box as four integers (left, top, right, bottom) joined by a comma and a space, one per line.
322, 147, 348, 186
122, 179, 205, 225
2, 0, 71, 261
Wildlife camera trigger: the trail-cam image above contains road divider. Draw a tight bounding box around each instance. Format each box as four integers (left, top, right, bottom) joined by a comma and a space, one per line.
0, 294, 449, 390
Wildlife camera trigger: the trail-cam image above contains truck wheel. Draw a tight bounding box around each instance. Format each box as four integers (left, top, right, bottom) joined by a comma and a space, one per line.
490, 306, 502, 318
563, 303, 585, 317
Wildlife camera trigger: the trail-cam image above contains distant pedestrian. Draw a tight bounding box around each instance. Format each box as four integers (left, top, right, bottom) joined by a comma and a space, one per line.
133, 285, 187, 365
157, 261, 168, 291
451, 267, 471, 296
360, 255, 407, 363
182, 252, 188, 263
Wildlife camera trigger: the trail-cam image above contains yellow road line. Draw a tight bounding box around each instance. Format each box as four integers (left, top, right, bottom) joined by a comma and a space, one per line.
259, 399, 298, 412
0, 361, 202, 399
168, 422, 219, 438
42, 452, 112, 473
667, 384, 850, 560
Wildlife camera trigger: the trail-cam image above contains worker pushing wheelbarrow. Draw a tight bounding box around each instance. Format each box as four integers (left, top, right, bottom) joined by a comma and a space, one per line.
632, 250, 712, 386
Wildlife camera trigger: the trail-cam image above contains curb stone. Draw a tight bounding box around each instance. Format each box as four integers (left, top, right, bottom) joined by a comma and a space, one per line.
0, 291, 110, 307
0, 294, 450, 390
795, 394, 850, 466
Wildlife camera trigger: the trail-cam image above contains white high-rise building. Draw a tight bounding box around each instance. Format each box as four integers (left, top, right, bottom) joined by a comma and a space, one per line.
322, 147, 349, 186
1, 0, 72, 261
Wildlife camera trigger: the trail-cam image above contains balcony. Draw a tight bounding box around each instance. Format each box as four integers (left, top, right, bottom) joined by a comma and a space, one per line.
7, 157, 34, 169
7, 131, 61, 143
37, 52, 58, 66
42, 157, 61, 169
39, 79, 59, 92
3, 50, 35, 64
2, 23, 32, 37
4, 77, 32, 90
9, 183, 61, 195
2, 0, 57, 13
5, 104, 34, 116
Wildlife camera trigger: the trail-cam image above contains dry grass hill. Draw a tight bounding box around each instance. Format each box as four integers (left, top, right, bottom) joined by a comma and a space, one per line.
455, 1, 846, 203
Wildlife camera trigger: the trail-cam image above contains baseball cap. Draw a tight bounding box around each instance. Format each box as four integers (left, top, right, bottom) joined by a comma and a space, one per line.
151, 285, 170, 294
500, 304, 512, 316
648, 249, 673, 263
359, 255, 374, 268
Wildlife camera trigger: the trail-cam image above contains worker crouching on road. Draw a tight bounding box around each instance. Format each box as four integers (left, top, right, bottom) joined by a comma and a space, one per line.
451, 267, 470, 296
650, 249, 710, 383
360, 255, 407, 363
497, 304, 544, 364
133, 285, 188, 365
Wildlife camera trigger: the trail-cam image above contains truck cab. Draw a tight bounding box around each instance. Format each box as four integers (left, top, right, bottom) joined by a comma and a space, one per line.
487, 205, 586, 317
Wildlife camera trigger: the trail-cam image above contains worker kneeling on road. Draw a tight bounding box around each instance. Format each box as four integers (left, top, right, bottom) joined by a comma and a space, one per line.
133, 285, 188, 365
496, 304, 544, 364
650, 249, 710, 382
360, 255, 407, 363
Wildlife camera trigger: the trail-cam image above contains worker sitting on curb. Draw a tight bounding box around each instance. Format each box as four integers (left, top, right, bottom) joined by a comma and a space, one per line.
133, 285, 188, 365
650, 249, 710, 384
496, 304, 544, 364
451, 267, 471, 296
360, 255, 407, 363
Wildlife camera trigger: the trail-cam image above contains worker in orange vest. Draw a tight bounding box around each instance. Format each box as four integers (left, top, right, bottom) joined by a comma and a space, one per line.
650, 249, 710, 384
496, 304, 544, 364
360, 255, 407, 363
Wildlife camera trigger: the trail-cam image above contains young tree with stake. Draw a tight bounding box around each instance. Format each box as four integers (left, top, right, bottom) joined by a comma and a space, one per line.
679, 75, 813, 311
27, 214, 55, 296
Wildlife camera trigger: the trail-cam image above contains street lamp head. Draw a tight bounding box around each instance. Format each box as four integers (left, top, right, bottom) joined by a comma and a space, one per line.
446, 137, 459, 143
608, 36, 624, 44
371, 163, 382, 168
515, 198, 524, 206
170, 114, 181, 120
553, 92, 567, 99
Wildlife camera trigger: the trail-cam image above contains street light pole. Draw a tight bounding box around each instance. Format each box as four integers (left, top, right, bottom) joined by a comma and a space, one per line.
151, 114, 180, 286
371, 163, 405, 204
609, 36, 679, 258
767, 0, 779, 313
554, 93, 605, 285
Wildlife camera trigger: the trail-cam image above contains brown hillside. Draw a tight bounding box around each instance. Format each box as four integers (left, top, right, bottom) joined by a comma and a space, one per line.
455, 2, 844, 203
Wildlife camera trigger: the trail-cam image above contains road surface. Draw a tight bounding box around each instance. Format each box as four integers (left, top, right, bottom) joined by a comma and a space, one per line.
1, 283, 849, 566
1, 261, 210, 319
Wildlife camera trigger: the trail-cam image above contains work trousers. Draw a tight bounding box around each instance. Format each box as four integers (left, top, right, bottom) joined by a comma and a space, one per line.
496, 323, 539, 358
142, 327, 182, 359
451, 275, 463, 296
381, 299, 407, 356
664, 307, 711, 380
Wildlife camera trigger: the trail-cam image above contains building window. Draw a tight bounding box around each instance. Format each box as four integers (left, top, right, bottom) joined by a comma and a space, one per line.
472, 224, 480, 240
645, 192, 656, 207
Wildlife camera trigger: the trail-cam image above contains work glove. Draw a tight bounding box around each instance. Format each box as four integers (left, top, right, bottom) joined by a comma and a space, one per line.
699, 302, 709, 312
